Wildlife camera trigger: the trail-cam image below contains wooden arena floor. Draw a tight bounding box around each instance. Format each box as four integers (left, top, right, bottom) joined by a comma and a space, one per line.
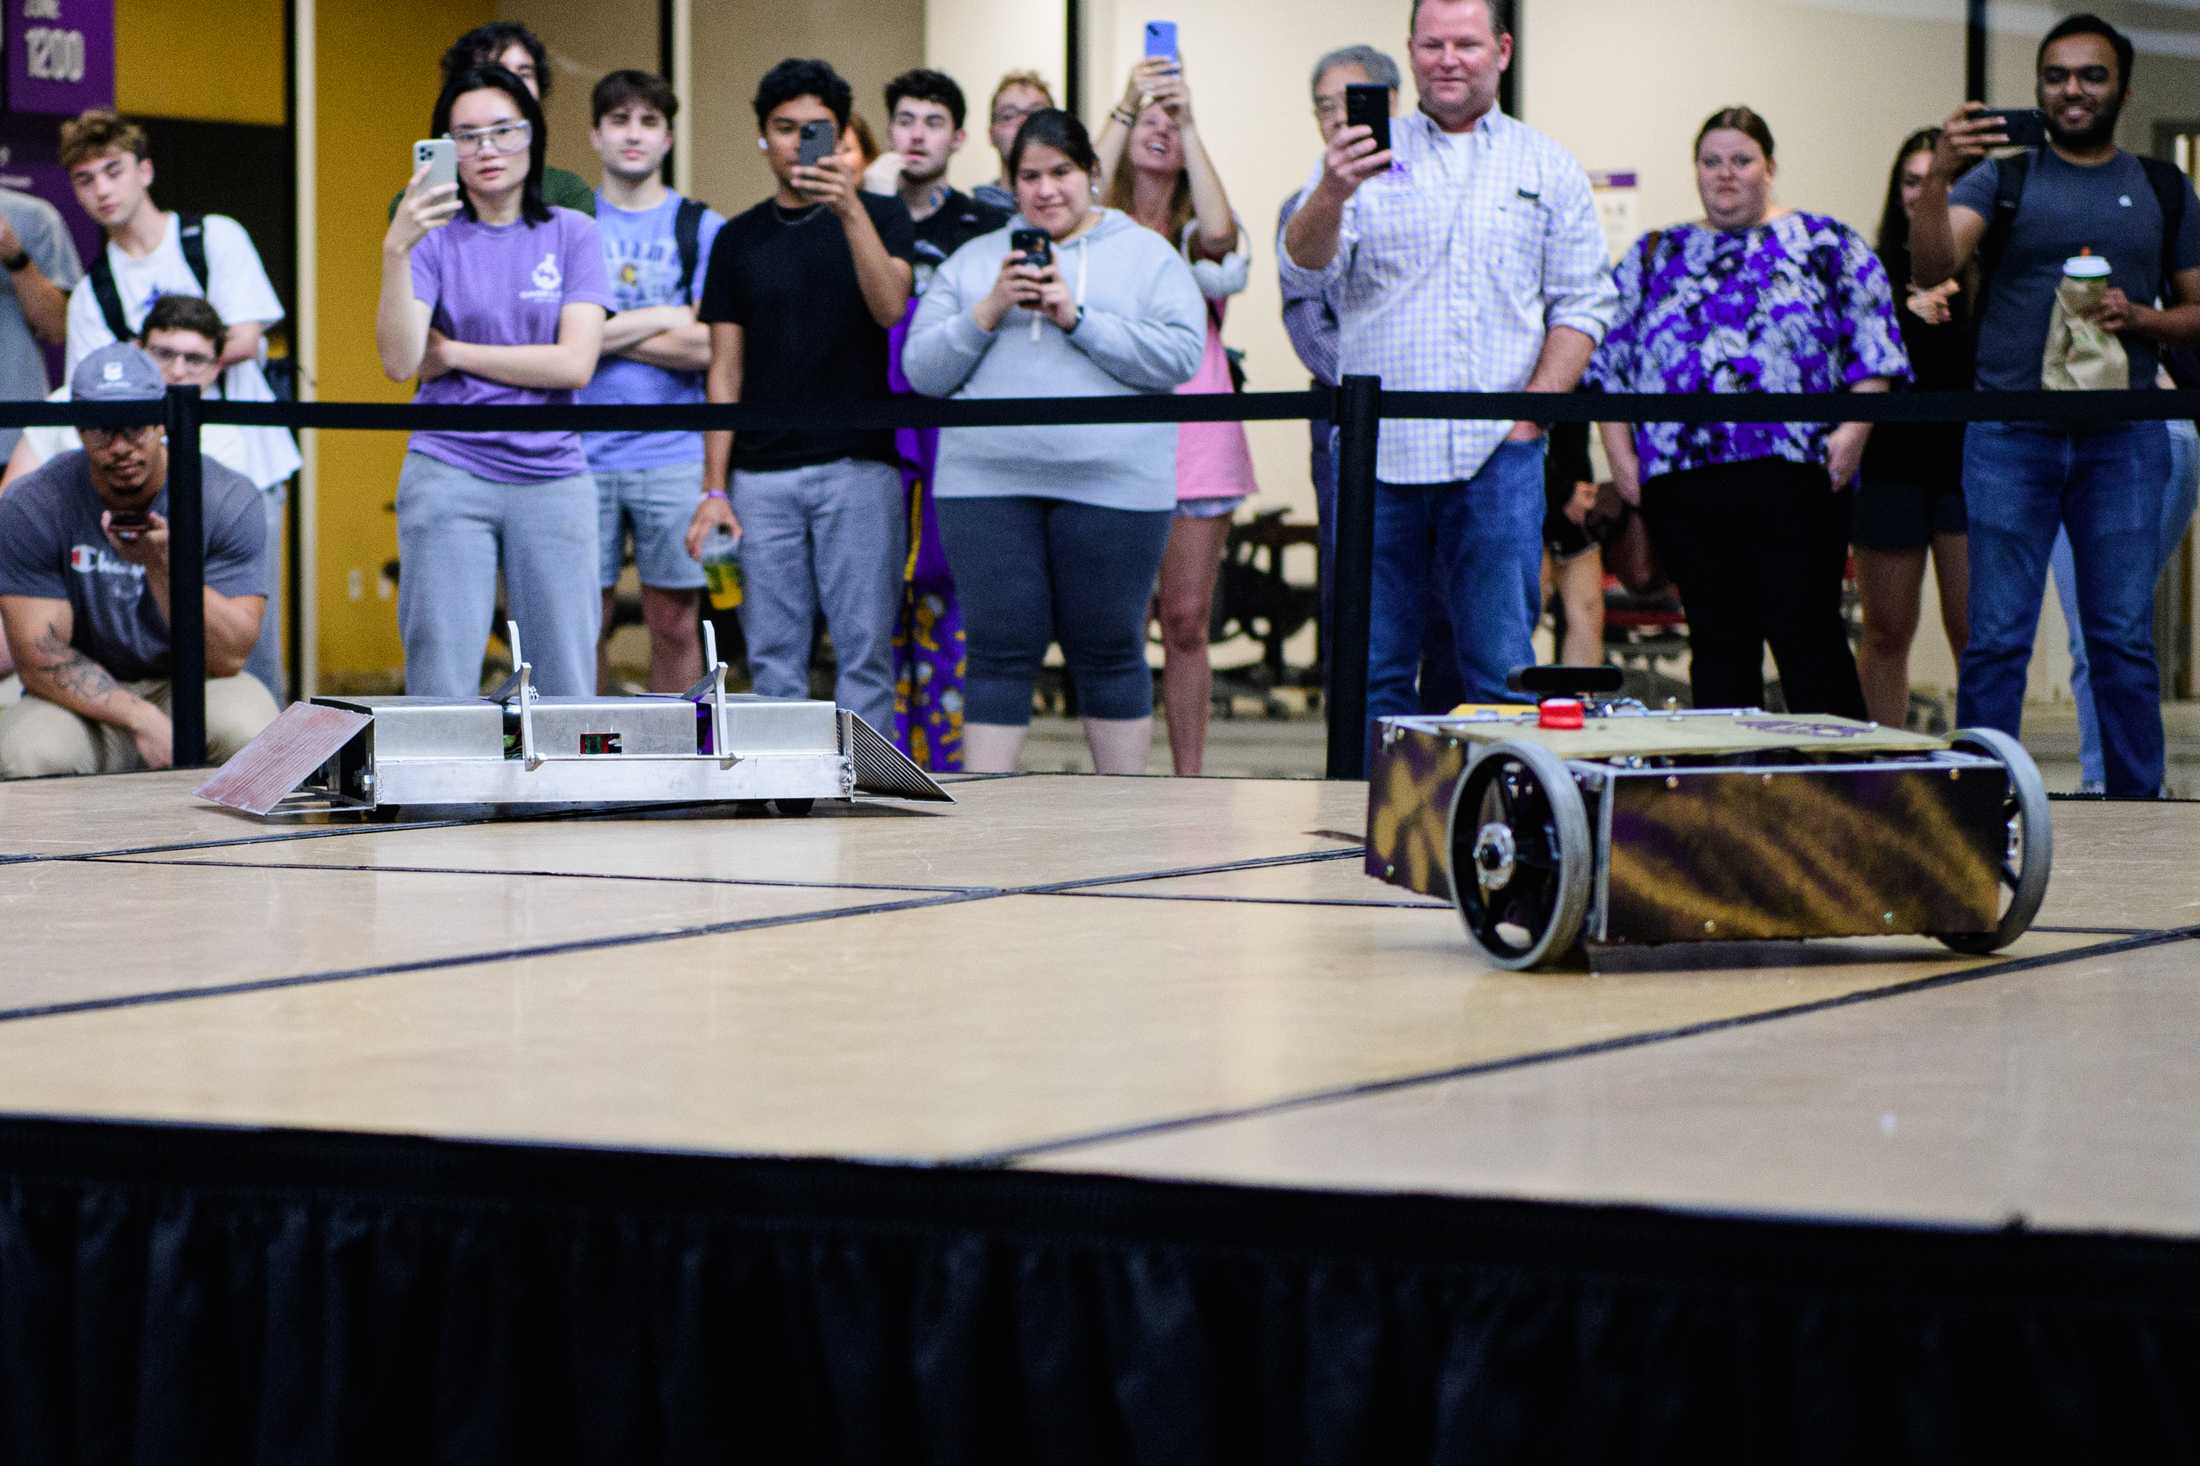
0, 770, 2194, 1236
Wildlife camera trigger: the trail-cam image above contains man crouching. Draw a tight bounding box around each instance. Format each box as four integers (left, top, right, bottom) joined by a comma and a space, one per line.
0, 343, 275, 776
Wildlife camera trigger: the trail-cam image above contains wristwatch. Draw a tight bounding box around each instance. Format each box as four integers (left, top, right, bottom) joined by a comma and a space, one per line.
3, 252, 30, 273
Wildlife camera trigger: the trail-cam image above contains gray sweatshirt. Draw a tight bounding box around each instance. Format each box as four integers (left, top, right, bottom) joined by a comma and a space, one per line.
903, 209, 1206, 512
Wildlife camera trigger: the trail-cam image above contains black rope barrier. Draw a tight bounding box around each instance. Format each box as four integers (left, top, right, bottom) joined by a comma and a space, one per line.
13, 379, 2191, 775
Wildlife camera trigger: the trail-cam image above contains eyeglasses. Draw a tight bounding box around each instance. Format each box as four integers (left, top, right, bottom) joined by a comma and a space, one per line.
81, 424, 160, 449
1313, 97, 1347, 119
2040, 64, 2114, 87
992, 103, 1048, 127
447, 120, 532, 156
144, 344, 218, 371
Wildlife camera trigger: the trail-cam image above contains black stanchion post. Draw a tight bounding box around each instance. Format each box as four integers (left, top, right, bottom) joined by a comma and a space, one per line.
166, 384, 208, 768
1326, 373, 1381, 780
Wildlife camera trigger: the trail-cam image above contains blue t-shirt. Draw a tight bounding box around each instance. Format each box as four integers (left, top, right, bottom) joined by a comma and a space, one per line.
1951, 149, 2200, 392
577, 192, 727, 471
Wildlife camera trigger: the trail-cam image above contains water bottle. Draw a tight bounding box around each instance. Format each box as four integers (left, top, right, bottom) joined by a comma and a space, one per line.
700, 524, 744, 611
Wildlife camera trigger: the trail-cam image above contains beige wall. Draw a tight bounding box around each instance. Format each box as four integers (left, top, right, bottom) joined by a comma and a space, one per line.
499, 0, 662, 186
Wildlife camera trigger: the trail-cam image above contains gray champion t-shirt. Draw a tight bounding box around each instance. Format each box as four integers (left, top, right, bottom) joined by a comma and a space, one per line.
1952, 149, 2200, 392
0, 450, 267, 681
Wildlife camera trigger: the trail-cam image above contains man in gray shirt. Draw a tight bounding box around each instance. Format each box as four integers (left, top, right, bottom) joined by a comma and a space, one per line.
0, 343, 275, 778
1911, 11, 2200, 796
0, 185, 83, 462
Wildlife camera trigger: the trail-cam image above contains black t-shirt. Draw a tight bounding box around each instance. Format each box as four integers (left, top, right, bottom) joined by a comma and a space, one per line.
698, 192, 919, 471
910, 188, 1010, 294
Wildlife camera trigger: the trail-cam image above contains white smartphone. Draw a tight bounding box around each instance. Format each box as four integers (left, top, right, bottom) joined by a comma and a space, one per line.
413, 138, 458, 192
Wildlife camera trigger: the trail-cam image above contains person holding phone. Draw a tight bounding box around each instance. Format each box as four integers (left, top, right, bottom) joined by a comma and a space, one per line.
683, 59, 917, 737
1909, 12, 2200, 796
1280, 0, 1615, 719
377, 64, 613, 698
0, 344, 276, 778
1852, 127, 1973, 732
903, 109, 1205, 774
1092, 47, 1258, 775
1588, 107, 1908, 720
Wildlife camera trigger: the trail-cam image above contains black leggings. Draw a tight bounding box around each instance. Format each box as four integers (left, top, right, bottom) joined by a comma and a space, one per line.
1641, 458, 1867, 719
935, 495, 1174, 726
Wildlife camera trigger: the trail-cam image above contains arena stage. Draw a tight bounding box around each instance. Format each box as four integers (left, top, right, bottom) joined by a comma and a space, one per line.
0, 768, 2193, 1458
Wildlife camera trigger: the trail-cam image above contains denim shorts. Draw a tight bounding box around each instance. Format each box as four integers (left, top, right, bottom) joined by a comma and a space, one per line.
595, 461, 707, 590
1174, 493, 1244, 522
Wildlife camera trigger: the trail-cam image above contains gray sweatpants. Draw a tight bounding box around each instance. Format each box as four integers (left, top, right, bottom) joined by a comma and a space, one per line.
731, 457, 904, 732
396, 452, 601, 697
244, 482, 286, 700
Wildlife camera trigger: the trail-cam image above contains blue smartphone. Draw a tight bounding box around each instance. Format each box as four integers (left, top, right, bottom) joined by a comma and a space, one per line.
1143, 20, 1178, 61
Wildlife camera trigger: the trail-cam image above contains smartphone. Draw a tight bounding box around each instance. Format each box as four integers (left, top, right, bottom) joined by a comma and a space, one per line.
108, 507, 149, 542
1009, 227, 1052, 268
412, 137, 457, 192
797, 118, 837, 169
1980, 107, 2047, 148
1345, 83, 1390, 159
1143, 20, 1178, 62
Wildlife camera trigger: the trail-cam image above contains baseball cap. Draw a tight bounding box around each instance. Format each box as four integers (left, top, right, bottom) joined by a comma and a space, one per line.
70, 342, 166, 403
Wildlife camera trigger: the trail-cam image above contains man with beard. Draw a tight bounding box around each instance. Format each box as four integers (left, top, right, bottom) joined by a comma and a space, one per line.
0, 344, 275, 777
1912, 11, 2200, 796
865, 70, 1010, 291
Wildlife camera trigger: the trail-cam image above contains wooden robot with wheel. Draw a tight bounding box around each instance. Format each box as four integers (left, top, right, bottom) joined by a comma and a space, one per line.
1366, 668, 2050, 969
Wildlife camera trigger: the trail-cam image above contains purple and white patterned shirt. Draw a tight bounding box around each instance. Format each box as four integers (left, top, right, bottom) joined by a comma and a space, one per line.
1278, 108, 1617, 486
1584, 212, 1911, 484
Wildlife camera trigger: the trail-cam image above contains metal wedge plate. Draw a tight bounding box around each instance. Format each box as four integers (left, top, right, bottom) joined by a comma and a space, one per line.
195, 702, 371, 815
847, 713, 953, 802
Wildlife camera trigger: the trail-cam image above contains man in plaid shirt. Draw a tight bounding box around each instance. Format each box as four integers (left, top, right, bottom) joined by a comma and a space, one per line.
1281, 0, 1614, 716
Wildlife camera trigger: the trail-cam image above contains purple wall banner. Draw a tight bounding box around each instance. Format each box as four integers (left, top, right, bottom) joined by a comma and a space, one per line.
4, 0, 115, 117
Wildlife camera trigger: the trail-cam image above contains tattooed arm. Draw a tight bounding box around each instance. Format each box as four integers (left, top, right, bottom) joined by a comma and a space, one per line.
0, 595, 173, 769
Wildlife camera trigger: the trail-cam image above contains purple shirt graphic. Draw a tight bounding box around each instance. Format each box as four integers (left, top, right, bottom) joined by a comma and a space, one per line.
1586, 212, 1910, 484
408, 206, 614, 484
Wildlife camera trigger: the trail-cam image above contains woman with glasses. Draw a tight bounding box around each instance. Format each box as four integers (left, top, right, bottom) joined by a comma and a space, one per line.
377, 64, 612, 698
1588, 106, 1909, 718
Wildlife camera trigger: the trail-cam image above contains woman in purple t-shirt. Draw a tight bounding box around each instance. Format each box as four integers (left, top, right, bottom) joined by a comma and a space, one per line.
376, 65, 612, 697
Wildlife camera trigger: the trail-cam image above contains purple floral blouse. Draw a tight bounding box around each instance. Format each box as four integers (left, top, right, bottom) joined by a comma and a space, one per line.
1584, 212, 1911, 484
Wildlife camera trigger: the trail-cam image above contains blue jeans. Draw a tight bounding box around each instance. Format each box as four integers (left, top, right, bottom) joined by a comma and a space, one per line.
2050, 416, 2200, 789
1958, 420, 2168, 796
1369, 439, 1545, 720
1318, 420, 1465, 714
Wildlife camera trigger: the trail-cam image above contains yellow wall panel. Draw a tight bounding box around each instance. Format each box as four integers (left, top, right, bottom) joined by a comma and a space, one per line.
313, 0, 490, 683
116, 0, 288, 125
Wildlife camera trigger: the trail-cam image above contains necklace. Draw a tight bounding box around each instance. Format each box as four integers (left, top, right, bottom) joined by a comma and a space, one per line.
771, 200, 825, 227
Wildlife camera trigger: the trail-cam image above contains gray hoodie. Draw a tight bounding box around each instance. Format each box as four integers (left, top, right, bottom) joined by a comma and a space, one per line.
903, 209, 1206, 512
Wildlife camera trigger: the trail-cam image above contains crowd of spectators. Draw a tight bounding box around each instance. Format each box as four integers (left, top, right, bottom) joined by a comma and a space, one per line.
0, 4, 2192, 795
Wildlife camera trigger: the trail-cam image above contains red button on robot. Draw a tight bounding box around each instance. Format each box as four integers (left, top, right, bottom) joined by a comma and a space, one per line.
1538, 697, 1585, 730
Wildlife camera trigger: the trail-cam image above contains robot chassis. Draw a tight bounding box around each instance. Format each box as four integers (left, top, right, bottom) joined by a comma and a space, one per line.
1365, 668, 2050, 970
199, 622, 951, 817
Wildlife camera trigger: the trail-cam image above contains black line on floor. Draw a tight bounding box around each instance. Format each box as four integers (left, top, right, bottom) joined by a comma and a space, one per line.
2032, 924, 2162, 936
967, 926, 2200, 1169
1016, 847, 1365, 895
1053, 889, 1451, 912
0, 890, 1000, 1028
83, 855, 987, 897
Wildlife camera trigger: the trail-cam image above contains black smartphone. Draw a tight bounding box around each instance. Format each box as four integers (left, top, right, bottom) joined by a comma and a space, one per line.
109, 507, 149, 542
1010, 227, 1052, 268
797, 118, 837, 169
1344, 83, 1390, 160
1980, 107, 2047, 148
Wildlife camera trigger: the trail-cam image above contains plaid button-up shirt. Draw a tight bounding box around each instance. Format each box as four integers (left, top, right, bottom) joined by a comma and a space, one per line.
1278, 107, 1617, 486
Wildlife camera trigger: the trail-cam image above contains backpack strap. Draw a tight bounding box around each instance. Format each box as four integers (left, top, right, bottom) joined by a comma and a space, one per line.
2137, 155, 2190, 303
177, 212, 211, 295
673, 197, 707, 301
1973, 150, 2031, 297
86, 253, 132, 344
